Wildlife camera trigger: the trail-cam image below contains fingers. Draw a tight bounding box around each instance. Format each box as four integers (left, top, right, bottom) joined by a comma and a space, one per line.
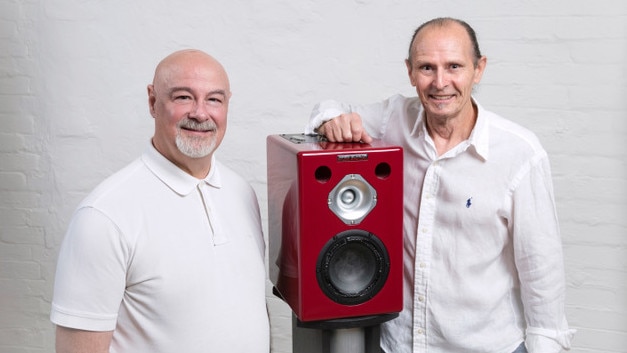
318, 113, 373, 143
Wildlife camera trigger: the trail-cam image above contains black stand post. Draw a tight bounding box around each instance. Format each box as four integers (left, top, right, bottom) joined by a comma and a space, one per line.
291, 313, 397, 353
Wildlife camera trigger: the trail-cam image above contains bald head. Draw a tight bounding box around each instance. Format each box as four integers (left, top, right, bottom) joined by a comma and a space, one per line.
152, 49, 231, 95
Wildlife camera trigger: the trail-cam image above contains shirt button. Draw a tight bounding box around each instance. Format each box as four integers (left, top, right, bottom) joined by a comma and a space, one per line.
418, 295, 425, 302
416, 328, 424, 335
419, 262, 426, 268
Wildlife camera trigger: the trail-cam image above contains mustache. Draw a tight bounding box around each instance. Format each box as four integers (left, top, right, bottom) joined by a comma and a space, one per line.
178, 119, 216, 131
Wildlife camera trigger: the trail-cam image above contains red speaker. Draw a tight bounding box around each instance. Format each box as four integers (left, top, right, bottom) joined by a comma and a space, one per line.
267, 134, 403, 322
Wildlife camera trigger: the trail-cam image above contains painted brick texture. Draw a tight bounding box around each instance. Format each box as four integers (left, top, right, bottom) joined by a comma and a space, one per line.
1, 0, 625, 352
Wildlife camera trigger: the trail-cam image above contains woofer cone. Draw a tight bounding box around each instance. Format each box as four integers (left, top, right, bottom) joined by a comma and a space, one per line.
316, 230, 390, 305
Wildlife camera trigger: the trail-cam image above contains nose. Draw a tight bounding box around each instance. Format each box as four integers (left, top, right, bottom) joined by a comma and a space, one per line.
433, 70, 448, 90
189, 100, 209, 121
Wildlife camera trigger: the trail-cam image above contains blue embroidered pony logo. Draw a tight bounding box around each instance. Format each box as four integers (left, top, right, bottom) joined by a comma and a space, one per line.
466, 197, 473, 208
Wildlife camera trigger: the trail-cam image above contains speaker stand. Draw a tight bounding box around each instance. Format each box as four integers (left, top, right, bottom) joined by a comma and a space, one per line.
329, 327, 365, 352
292, 313, 397, 353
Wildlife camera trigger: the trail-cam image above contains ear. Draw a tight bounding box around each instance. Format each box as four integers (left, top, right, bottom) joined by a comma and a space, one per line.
473, 56, 487, 84
147, 84, 157, 117
405, 59, 416, 87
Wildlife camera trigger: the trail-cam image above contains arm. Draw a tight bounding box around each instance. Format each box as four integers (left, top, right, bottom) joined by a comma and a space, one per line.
317, 112, 373, 143
512, 154, 575, 352
51, 207, 127, 350
56, 326, 113, 353
306, 99, 388, 143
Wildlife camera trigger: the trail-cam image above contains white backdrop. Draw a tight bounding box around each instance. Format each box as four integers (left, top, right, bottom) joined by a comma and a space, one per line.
0, 0, 626, 352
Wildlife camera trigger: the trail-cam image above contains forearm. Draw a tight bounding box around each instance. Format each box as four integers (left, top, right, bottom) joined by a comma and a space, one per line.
306, 98, 390, 138
306, 100, 353, 134
56, 326, 113, 353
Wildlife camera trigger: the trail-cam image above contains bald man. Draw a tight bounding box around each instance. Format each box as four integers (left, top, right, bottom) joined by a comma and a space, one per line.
51, 50, 269, 353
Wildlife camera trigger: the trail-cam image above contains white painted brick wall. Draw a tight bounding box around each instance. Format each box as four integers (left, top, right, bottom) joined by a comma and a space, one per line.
1, 0, 625, 352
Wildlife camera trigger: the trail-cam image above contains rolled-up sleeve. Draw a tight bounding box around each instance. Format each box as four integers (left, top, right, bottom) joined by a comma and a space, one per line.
511, 153, 576, 352
305, 100, 352, 134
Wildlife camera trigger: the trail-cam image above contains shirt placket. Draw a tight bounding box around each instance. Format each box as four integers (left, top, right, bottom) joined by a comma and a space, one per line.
198, 182, 228, 246
413, 159, 439, 352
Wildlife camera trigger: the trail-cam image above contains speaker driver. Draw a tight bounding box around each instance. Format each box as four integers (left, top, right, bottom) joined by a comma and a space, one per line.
328, 174, 376, 225
316, 230, 390, 305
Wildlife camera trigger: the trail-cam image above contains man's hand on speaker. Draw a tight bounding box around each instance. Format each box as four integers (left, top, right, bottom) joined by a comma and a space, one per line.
317, 113, 373, 144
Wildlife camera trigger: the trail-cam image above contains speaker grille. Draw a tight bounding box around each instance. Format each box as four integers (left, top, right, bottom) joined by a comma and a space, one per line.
316, 230, 390, 305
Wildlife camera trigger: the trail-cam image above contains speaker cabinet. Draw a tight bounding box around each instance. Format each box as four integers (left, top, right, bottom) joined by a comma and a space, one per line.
267, 134, 403, 322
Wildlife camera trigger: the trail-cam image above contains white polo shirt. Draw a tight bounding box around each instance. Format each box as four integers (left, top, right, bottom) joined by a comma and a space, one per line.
51, 143, 269, 353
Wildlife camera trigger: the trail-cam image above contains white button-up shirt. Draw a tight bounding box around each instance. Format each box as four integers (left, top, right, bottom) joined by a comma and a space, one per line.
307, 94, 574, 353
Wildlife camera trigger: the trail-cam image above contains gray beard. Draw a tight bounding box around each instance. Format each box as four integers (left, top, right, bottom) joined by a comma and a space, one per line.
175, 119, 218, 158
175, 134, 216, 158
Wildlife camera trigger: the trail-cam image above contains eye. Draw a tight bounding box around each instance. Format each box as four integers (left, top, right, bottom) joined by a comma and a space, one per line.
418, 65, 435, 76
173, 93, 193, 101
206, 95, 225, 105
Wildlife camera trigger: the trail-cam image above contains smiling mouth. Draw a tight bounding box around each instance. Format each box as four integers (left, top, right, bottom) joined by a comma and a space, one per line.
179, 120, 216, 134
182, 127, 214, 133
430, 94, 455, 101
